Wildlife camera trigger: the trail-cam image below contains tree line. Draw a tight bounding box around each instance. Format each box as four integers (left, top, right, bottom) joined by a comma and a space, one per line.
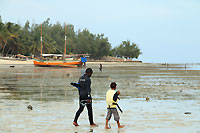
0, 17, 141, 59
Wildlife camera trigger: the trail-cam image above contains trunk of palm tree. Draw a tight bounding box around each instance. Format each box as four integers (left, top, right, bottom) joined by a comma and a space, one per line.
6, 47, 11, 56
11, 49, 13, 55
2, 43, 7, 56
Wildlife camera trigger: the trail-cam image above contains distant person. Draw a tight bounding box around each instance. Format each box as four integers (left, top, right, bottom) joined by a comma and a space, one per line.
105, 82, 125, 129
99, 64, 102, 72
72, 68, 98, 127
81, 56, 87, 67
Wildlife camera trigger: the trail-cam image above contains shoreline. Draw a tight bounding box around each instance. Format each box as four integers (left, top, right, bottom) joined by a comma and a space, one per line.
0, 59, 195, 67
0, 59, 164, 68
0, 59, 145, 65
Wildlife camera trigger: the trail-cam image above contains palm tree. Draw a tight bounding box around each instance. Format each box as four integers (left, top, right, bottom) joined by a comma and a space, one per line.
0, 22, 21, 56
0, 31, 11, 56
29, 41, 40, 56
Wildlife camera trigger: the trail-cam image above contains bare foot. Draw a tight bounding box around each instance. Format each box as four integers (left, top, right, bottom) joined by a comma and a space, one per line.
118, 125, 125, 128
105, 126, 111, 129
73, 121, 79, 126
90, 123, 98, 127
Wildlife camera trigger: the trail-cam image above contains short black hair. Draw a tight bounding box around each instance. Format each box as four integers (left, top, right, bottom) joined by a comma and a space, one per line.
110, 82, 117, 88
86, 68, 93, 74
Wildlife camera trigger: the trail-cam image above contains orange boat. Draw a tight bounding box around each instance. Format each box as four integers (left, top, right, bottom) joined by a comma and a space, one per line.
33, 54, 83, 67
33, 59, 82, 67
33, 24, 85, 67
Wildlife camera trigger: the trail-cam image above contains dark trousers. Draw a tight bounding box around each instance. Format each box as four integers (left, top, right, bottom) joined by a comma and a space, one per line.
73, 99, 94, 124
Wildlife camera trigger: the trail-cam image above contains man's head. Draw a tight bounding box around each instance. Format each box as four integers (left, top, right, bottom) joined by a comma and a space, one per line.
110, 82, 117, 90
85, 68, 93, 77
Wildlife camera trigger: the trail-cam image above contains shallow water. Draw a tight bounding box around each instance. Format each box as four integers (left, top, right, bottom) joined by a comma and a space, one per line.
0, 63, 200, 132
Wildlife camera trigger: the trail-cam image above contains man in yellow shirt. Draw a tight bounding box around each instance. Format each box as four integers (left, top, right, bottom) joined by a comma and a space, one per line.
105, 82, 125, 129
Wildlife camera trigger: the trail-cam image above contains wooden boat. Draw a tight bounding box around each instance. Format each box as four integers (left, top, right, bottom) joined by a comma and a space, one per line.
33, 54, 83, 67
33, 60, 82, 67
33, 24, 84, 67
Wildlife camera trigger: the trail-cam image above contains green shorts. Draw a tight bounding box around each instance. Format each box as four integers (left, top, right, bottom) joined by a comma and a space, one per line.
106, 108, 120, 121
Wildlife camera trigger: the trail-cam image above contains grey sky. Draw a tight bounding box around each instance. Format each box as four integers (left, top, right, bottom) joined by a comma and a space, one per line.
1, 0, 200, 63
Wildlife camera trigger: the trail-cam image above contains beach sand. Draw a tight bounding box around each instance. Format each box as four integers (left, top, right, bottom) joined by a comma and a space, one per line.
0, 59, 33, 65
0, 60, 200, 132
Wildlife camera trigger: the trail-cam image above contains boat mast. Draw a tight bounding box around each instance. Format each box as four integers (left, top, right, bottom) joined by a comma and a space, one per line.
64, 24, 67, 59
40, 24, 43, 57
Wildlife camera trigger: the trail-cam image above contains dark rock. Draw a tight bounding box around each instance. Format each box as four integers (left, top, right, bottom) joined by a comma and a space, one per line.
66, 73, 70, 77
184, 112, 191, 114
146, 97, 150, 101
27, 105, 33, 110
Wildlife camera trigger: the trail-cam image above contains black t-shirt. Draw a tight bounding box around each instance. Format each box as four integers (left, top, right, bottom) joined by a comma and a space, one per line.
78, 74, 91, 100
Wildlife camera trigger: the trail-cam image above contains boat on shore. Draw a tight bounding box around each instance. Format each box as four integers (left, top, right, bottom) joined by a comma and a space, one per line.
33, 24, 85, 67
33, 54, 83, 67
33, 60, 82, 67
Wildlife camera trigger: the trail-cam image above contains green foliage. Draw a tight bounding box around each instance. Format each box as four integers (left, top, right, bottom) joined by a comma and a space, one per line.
0, 17, 141, 59
112, 40, 141, 59
0, 21, 21, 56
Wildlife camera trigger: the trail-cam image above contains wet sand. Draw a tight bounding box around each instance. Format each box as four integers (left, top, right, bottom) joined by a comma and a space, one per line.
0, 99, 200, 133
0, 62, 200, 132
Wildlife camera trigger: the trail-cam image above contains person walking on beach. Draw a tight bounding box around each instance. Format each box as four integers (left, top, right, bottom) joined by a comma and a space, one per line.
81, 56, 87, 67
105, 82, 125, 129
99, 64, 102, 72
72, 68, 98, 127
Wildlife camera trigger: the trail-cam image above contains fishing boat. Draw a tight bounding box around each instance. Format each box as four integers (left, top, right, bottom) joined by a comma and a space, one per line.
33, 24, 84, 67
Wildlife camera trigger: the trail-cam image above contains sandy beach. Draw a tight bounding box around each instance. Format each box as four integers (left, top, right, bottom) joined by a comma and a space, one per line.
0, 59, 34, 65
0, 59, 200, 132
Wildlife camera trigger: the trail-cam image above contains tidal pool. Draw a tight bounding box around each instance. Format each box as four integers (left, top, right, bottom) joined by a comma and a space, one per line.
0, 63, 200, 132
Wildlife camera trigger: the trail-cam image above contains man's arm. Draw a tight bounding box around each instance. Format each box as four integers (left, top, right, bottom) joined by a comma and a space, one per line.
113, 91, 119, 102
71, 83, 80, 88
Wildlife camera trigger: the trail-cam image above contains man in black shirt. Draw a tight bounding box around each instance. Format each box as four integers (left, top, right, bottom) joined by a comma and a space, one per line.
72, 68, 98, 127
